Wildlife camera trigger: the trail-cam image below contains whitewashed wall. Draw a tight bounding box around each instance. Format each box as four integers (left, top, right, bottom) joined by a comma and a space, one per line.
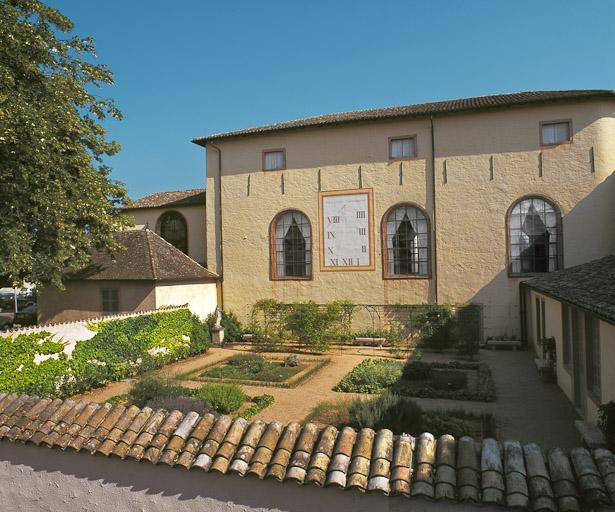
155, 282, 217, 320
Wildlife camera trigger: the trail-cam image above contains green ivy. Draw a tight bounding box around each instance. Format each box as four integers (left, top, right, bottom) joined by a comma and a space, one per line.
0, 309, 211, 398
0, 331, 70, 397
71, 309, 210, 393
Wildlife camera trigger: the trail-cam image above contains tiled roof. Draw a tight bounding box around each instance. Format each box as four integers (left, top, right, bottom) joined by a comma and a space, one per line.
192, 90, 615, 145
1, 393, 614, 511
125, 189, 205, 209
68, 229, 218, 282
523, 255, 615, 324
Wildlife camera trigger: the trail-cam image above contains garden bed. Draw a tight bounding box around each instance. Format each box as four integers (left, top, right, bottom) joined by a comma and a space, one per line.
334, 359, 496, 402
108, 377, 274, 420
178, 353, 331, 388
305, 392, 496, 439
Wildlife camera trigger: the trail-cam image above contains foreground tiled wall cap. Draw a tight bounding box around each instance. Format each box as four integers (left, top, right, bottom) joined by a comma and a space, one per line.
0, 393, 614, 511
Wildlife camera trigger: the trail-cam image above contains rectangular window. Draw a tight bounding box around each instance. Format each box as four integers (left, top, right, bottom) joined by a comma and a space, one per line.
389, 136, 417, 160
263, 149, 286, 170
101, 288, 119, 314
540, 120, 571, 146
561, 304, 572, 369
585, 314, 601, 399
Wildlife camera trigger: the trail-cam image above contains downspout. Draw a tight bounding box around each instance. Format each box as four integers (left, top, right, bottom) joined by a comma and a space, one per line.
429, 115, 438, 303
207, 142, 224, 310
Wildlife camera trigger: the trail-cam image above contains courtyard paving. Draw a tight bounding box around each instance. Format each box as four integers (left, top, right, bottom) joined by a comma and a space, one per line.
76, 345, 581, 449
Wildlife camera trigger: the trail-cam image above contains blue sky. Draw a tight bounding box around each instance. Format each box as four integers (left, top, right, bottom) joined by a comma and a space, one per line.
47, 0, 615, 200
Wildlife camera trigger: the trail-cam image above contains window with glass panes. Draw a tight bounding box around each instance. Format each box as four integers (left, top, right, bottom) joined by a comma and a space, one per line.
101, 288, 119, 314
509, 197, 560, 274
541, 121, 571, 146
271, 210, 311, 278
263, 150, 286, 170
389, 136, 417, 160
383, 204, 429, 276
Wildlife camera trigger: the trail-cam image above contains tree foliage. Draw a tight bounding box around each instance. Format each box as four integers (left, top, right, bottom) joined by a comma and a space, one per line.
0, 0, 131, 287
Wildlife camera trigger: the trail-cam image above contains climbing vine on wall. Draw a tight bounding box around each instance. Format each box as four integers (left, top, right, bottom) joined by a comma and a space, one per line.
0, 308, 211, 398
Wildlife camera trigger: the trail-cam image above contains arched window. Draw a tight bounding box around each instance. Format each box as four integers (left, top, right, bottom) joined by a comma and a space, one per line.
382, 204, 430, 277
157, 211, 188, 254
271, 210, 312, 279
508, 196, 560, 274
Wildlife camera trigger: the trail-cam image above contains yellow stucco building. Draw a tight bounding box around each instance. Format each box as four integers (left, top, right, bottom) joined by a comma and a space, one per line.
193, 90, 615, 339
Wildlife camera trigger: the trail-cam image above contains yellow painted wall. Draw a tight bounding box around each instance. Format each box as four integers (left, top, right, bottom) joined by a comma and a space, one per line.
204, 99, 615, 336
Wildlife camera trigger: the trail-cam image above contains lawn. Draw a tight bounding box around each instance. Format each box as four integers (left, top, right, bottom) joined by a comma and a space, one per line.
201, 354, 303, 383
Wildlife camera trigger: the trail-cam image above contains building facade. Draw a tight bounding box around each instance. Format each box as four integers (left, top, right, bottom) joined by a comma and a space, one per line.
124, 189, 206, 265
194, 91, 615, 338
522, 256, 615, 423
38, 229, 218, 323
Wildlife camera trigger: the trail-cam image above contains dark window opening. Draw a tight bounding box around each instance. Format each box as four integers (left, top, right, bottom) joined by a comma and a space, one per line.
101, 288, 119, 314
158, 211, 188, 254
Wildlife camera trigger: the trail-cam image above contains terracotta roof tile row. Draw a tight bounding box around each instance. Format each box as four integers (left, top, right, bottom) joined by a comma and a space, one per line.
125, 189, 205, 209
68, 228, 218, 282
192, 90, 615, 144
1, 393, 614, 511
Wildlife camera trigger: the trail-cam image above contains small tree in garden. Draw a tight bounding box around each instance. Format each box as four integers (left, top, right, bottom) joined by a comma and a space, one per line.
285, 301, 340, 351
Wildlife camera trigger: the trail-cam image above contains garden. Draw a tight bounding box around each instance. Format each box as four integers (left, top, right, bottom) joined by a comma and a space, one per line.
334, 358, 496, 402
178, 353, 331, 388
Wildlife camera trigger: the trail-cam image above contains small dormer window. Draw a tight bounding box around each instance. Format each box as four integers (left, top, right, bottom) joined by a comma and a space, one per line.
540, 121, 571, 146
263, 149, 286, 171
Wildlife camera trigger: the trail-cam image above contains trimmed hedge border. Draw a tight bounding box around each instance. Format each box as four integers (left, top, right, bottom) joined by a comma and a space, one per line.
178, 357, 331, 389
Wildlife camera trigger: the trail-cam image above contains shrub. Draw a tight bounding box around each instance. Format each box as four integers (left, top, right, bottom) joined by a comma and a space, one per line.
241, 394, 275, 419
416, 306, 457, 350
285, 301, 336, 351
128, 376, 189, 408
194, 382, 247, 414
249, 299, 286, 351
334, 358, 403, 393
283, 354, 301, 367
0, 331, 70, 397
147, 396, 217, 416
347, 391, 423, 433
206, 310, 243, 342
598, 401, 615, 450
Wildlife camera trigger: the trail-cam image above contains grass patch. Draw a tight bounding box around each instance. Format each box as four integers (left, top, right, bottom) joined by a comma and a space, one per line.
305, 392, 496, 439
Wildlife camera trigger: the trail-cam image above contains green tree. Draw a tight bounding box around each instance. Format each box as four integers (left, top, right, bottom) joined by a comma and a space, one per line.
0, 0, 131, 288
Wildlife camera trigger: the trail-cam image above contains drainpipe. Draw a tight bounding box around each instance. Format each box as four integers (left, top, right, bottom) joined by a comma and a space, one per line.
207, 142, 224, 310
429, 115, 438, 303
